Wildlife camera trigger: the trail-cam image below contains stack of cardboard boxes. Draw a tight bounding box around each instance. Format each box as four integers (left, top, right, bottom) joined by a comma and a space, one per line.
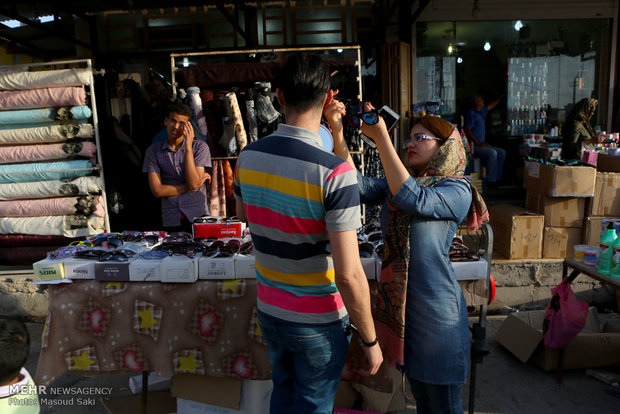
490, 161, 598, 260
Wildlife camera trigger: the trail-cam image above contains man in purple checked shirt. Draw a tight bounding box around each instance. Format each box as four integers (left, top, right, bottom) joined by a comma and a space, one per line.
143, 103, 212, 233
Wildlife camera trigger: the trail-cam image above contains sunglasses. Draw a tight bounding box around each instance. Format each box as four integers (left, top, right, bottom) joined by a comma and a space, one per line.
90, 235, 123, 249
99, 251, 133, 262
139, 250, 170, 260
358, 242, 375, 258
403, 125, 456, 148
74, 248, 109, 260
163, 232, 193, 244
350, 109, 381, 126
193, 216, 220, 224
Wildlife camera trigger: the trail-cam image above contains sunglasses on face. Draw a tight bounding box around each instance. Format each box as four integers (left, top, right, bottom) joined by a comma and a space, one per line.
403, 133, 444, 148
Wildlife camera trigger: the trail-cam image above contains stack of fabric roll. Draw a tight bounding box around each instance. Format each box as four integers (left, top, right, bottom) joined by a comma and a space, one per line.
0, 66, 107, 265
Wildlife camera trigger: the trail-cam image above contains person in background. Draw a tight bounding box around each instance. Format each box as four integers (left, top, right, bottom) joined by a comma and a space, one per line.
143, 103, 212, 233
325, 100, 489, 414
463, 92, 506, 189
0, 317, 40, 414
234, 54, 382, 414
561, 98, 602, 160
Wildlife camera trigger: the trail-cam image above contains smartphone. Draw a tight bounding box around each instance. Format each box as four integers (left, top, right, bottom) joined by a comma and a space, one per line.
360, 105, 400, 148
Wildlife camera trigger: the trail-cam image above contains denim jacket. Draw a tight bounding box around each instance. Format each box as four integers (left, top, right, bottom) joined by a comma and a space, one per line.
358, 172, 472, 384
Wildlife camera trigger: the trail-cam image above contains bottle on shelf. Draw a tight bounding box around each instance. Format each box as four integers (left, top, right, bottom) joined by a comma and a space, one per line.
612, 225, 620, 280
597, 222, 617, 276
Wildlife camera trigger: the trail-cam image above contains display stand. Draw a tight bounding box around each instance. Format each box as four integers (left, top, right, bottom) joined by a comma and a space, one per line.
0, 59, 110, 265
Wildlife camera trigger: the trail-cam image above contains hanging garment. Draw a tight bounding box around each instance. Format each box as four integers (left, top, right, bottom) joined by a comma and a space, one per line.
0, 160, 94, 183
0, 234, 82, 247
0, 87, 86, 110
254, 82, 280, 123
246, 97, 258, 143
0, 176, 102, 200
208, 159, 227, 217
200, 90, 225, 157
224, 92, 248, 151
0, 141, 96, 164
187, 86, 208, 136
0, 105, 91, 124
0, 68, 91, 90
0, 123, 93, 144
0, 195, 104, 218
219, 98, 237, 156
0, 215, 105, 237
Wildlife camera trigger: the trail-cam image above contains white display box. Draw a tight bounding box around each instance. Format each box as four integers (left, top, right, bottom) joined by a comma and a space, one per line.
129, 258, 162, 282
452, 258, 488, 281
95, 257, 137, 282
198, 254, 236, 279
360, 256, 377, 281
33, 257, 67, 282
63, 258, 96, 280
161, 254, 199, 283
176, 379, 272, 414
232, 255, 257, 278
128, 372, 171, 394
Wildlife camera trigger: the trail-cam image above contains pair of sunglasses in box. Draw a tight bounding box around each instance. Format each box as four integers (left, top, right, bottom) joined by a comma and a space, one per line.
119, 231, 161, 246
202, 238, 253, 257
193, 216, 240, 224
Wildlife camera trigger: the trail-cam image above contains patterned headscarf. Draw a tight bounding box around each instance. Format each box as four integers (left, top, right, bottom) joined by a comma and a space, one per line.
568, 98, 598, 138
412, 115, 489, 231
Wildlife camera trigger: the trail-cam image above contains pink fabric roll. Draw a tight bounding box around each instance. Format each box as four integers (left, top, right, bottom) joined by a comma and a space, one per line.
0, 142, 96, 164
0, 195, 104, 217
0, 87, 86, 110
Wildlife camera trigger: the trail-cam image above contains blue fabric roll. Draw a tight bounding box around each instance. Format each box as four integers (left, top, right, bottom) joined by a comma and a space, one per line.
0, 160, 93, 183
0, 119, 87, 131
0, 105, 91, 124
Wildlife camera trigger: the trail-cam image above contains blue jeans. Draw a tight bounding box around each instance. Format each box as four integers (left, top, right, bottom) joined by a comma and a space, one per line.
474, 145, 506, 183
409, 377, 464, 414
257, 311, 351, 414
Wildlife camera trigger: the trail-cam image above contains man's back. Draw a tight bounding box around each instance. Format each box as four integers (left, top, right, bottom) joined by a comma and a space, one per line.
234, 124, 360, 324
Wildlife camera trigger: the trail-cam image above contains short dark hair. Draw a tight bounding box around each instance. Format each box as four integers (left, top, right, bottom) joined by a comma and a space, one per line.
0, 317, 30, 384
277, 54, 331, 112
167, 103, 191, 118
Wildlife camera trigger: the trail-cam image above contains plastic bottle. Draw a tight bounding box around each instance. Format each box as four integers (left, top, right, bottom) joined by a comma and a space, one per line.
597, 222, 616, 276
612, 227, 620, 280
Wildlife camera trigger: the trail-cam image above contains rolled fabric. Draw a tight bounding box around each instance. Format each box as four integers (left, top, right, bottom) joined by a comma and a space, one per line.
0, 195, 104, 218
0, 160, 94, 184
0, 105, 91, 124
0, 234, 83, 247
246, 98, 258, 144
0, 119, 86, 131
0, 215, 105, 237
0, 68, 91, 90
0, 142, 96, 164
225, 92, 248, 151
0, 123, 93, 144
0, 176, 102, 200
187, 86, 208, 136
0, 87, 86, 110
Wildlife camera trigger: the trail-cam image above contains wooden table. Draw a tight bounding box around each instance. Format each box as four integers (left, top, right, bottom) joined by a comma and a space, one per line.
563, 258, 620, 310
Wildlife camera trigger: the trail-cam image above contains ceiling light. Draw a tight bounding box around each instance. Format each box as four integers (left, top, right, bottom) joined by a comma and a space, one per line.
337, 49, 343, 53
448, 44, 453, 54
514, 20, 523, 31
182, 57, 189, 67
484, 41, 491, 51
457, 57, 463, 64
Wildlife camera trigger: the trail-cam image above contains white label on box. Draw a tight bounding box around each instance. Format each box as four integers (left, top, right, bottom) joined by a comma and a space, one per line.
33, 257, 66, 282
161, 256, 198, 283
198, 256, 235, 279
129, 259, 162, 281
64, 258, 96, 279
232, 255, 256, 279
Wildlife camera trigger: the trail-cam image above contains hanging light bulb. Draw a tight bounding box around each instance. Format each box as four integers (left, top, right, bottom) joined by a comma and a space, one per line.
483, 41, 491, 51
182, 57, 189, 67
514, 20, 523, 31
448, 44, 453, 54
457, 57, 463, 64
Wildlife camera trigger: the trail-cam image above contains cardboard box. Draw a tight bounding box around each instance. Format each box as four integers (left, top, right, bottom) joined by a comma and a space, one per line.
63, 258, 96, 280
129, 258, 162, 281
172, 374, 272, 414
489, 204, 544, 259
596, 153, 620, 173
452, 258, 488, 280
495, 308, 620, 371
537, 164, 596, 197
33, 257, 67, 282
542, 227, 583, 259
129, 372, 171, 394
582, 216, 620, 246
587, 172, 620, 216
95, 257, 136, 282
193, 222, 246, 239
523, 160, 540, 189
525, 191, 586, 227
161, 255, 199, 283
198, 254, 236, 279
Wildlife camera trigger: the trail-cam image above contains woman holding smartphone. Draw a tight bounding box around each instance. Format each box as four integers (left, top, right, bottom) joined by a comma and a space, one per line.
324, 100, 488, 414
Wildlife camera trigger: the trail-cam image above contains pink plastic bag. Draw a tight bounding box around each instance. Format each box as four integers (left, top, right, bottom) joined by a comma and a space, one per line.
543, 278, 589, 349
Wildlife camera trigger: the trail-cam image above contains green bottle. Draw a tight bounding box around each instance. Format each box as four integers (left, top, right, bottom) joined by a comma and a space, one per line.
598, 222, 616, 276
612, 224, 620, 280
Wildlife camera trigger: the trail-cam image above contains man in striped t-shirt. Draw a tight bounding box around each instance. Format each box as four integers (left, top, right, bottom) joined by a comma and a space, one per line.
234, 54, 382, 413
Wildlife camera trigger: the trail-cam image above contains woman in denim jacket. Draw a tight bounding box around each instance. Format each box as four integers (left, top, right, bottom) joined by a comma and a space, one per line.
325, 101, 489, 414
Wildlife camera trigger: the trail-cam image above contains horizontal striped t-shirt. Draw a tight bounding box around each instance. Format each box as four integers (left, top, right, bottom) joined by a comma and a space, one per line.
234, 124, 361, 324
